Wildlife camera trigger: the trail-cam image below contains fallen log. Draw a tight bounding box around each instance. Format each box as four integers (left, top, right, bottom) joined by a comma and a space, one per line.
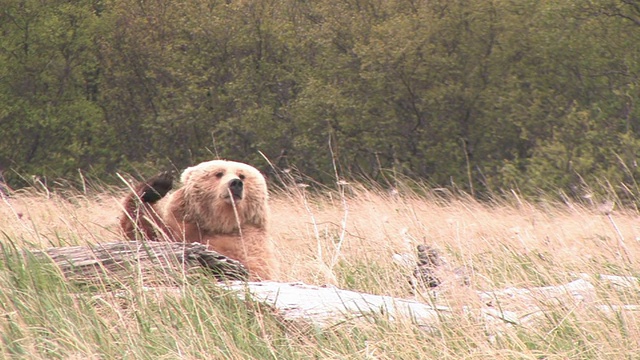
17, 241, 449, 329
11, 242, 640, 332
26, 241, 249, 283
225, 281, 449, 330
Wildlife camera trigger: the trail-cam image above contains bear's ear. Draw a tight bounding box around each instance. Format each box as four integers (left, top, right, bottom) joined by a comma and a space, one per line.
180, 166, 199, 184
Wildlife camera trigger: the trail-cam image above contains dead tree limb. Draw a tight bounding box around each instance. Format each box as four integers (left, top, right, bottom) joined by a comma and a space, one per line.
18, 241, 449, 328
17, 242, 640, 331
27, 241, 249, 283
225, 281, 447, 330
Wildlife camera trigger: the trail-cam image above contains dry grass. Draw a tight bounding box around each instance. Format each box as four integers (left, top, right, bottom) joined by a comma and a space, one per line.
2, 182, 640, 358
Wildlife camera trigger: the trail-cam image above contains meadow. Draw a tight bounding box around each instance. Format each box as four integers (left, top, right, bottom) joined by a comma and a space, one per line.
2, 179, 640, 359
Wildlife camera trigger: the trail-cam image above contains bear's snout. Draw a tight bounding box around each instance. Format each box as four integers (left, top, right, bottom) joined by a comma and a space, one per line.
228, 178, 243, 200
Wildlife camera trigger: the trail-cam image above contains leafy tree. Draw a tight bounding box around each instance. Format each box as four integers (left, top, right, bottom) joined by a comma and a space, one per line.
0, 0, 115, 184
1, 0, 640, 201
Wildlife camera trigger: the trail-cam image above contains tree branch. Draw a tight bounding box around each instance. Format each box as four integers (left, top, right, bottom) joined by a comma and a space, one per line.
29, 241, 249, 283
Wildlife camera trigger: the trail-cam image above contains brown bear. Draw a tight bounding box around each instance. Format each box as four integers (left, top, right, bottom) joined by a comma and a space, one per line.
120, 160, 278, 280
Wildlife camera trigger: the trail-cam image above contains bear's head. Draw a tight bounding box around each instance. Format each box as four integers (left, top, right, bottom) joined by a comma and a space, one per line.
180, 160, 269, 233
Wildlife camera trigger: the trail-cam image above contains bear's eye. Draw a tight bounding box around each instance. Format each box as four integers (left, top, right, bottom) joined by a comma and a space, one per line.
214, 171, 224, 179
238, 174, 245, 180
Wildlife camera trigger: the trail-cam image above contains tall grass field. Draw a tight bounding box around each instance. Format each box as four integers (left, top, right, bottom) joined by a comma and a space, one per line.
2, 179, 640, 359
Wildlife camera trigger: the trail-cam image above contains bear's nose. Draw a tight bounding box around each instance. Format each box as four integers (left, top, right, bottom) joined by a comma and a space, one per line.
228, 178, 243, 199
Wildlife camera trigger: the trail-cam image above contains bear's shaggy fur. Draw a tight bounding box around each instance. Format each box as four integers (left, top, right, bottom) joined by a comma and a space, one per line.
120, 160, 278, 280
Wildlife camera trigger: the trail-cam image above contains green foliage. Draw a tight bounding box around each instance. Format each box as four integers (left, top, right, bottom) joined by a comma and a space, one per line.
1, 0, 640, 199
0, 0, 116, 184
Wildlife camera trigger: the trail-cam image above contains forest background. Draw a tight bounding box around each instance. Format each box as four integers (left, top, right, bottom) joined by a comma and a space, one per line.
1, 0, 640, 200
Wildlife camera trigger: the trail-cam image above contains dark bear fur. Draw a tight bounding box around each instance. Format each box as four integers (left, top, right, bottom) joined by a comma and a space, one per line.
120, 171, 173, 241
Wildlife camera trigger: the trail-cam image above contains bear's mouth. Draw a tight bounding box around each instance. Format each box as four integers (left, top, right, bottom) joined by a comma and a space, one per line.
223, 190, 243, 201
231, 190, 243, 200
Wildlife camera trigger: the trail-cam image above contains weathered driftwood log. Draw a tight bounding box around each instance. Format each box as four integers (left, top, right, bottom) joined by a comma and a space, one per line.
19, 241, 640, 331
25, 241, 449, 329
225, 281, 448, 330
28, 241, 249, 283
